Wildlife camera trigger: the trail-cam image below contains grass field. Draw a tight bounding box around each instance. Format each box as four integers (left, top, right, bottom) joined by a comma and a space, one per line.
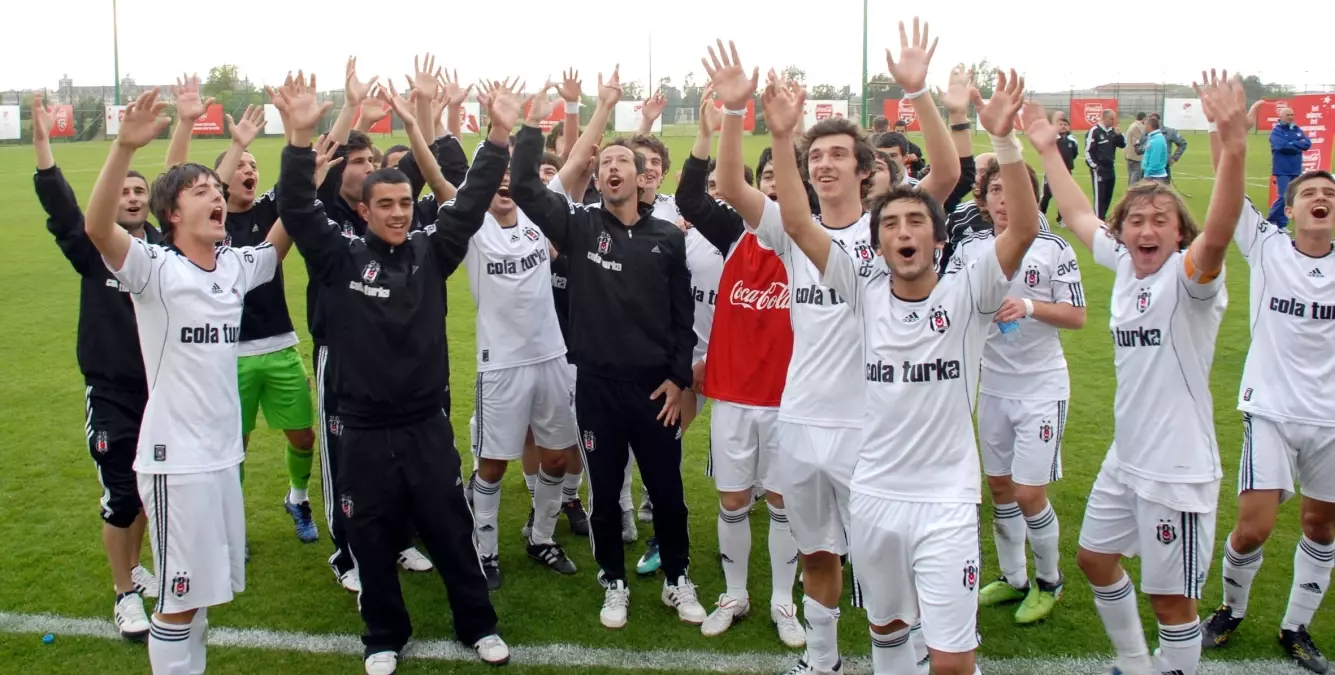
0, 129, 1324, 674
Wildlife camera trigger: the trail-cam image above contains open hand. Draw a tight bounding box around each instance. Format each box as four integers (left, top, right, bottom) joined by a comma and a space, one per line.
525, 82, 557, 126
938, 64, 974, 114
377, 84, 416, 128
313, 134, 343, 189
702, 40, 758, 111
650, 379, 683, 427
886, 18, 937, 95
761, 71, 805, 140
1020, 101, 1056, 154
699, 84, 722, 134
480, 78, 525, 133
31, 94, 56, 142
272, 71, 332, 136
226, 104, 266, 148
597, 66, 622, 107
1199, 69, 1248, 153
344, 56, 378, 107
973, 68, 1024, 137
172, 73, 214, 122
558, 69, 582, 103
116, 89, 171, 149
640, 89, 667, 124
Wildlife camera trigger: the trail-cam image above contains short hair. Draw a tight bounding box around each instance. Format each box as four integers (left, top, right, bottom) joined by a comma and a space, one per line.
1107, 182, 1199, 249
873, 149, 903, 187
629, 134, 670, 175
126, 170, 147, 184
360, 167, 412, 204
600, 138, 646, 174
346, 130, 374, 154
1285, 170, 1335, 207
212, 150, 258, 171
541, 151, 564, 170
893, 119, 908, 129
756, 147, 774, 187
1144, 116, 1161, 130
546, 122, 564, 151
704, 158, 754, 187
382, 144, 410, 166
149, 163, 221, 240
872, 115, 890, 132
803, 117, 876, 185
874, 131, 910, 156
974, 160, 1041, 222
370, 146, 383, 166
1051, 110, 1068, 123
866, 184, 948, 249
1136, 112, 1147, 121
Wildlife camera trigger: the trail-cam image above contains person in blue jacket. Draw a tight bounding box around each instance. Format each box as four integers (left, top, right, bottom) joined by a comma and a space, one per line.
1270, 107, 1312, 227
1141, 116, 1170, 183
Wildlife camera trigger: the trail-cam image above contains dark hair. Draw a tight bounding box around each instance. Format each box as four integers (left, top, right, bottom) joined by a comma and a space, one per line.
541, 151, 564, 171
866, 184, 948, 249
126, 170, 147, 184
546, 122, 564, 150
974, 160, 1041, 222
1136, 112, 1147, 121
756, 147, 774, 187
803, 118, 876, 192
871, 115, 890, 132
600, 138, 646, 174
382, 144, 410, 168
149, 163, 221, 240
346, 130, 374, 154
1107, 182, 1198, 249
629, 134, 670, 175
893, 119, 908, 129
370, 146, 383, 166
1285, 170, 1335, 207
360, 167, 412, 204
1144, 116, 1161, 130
874, 131, 910, 155
704, 158, 754, 187
873, 149, 903, 187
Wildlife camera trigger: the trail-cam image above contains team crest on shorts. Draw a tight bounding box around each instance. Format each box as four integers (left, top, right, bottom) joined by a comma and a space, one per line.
362, 260, 382, 284
328, 416, 343, 437
1038, 419, 1054, 443
1156, 519, 1177, 545
1136, 287, 1152, 313
94, 430, 109, 453
582, 430, 596, 453
1024, 265, 1041, 287
962, 559, 979, 590
341, 494, 354, 518
929, 305, 951, 334
524, 227, 540, 242
170, 573, 190, 598
597, 231, 611, 255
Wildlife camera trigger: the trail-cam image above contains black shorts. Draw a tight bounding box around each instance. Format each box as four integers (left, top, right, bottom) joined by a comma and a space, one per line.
85, 385, 147, 528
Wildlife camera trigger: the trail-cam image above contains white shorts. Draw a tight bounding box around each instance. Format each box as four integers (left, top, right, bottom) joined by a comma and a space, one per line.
1078, 465, 1216, 598
708, 402, 780, 493
139, 465, 246, 614
471, 358, 578, 460
978, 394, 1067, 486
848, 492, 981, 653
1239, 413, 1335, 503
773, 421, 859, 556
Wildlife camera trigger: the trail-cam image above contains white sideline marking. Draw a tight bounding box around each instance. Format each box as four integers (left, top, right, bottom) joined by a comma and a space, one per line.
0, 611, 1309, 674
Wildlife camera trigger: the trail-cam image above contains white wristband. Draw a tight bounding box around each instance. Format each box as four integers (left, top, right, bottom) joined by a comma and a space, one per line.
564, 100, 582, 113
903, 86, 930, 100
722, 106, 747, 117
989, 132, 1024, 164
1207, 121, 1217, 133
1022, 298, 1035, 317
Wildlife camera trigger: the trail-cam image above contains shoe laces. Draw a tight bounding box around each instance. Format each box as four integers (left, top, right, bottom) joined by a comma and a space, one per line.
783, 657, 813, 675
669, 577, 699, 606
773, 603, 800, 626
1290, 626, 1319, 657
604, 584, 629, 610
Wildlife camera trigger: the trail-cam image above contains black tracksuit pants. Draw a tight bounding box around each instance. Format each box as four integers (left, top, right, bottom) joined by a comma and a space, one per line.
1091, 162, 1116, 221
1039, 178, 1063, 224
576, 371, 690, 583
338, 409, 497, 656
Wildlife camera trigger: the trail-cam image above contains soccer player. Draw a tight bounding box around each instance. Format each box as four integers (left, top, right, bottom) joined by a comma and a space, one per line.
676, 90, 803, 647
32, 93, 158, 639
957, 156, 1087, 625
1039, 111, 1079, 225
707, 32, 960, 674
1197, 98, 1335, 674
1084, 108, 1126, 221
85, 88, 289, 675
1040, 71, 1249, 675
274, 71, 511, 674
510, 76, 708, 631
769, 54, 1038, 675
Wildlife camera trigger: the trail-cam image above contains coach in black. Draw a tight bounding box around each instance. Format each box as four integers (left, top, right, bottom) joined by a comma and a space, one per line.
1084, 108, 1126, 220
510, 90, 704, 627
274, 73, 513, 671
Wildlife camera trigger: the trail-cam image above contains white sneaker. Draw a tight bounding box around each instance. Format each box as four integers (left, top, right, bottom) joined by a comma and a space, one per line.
130, 566, 158, 598
600, 579, 631, 629
701, 593, 749, 636
397, 547, 433, 572
621, 509, 638, 543
771, 603, 806, 648
784, 655, 843, 675
662, 575, 707, 624
473, 634, 510, 665
114, 591, 150, 640
338, 568, 362, 593
364, 650, 398, 675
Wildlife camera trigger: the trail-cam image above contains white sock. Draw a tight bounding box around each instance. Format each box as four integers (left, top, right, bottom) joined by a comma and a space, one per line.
531, 468, 564, 546
1092, 574, 1151, 675
472, 476, 501, 558
1154, 619, 1202, 675
767, 503, 798, 608
562, 470, 582, 502
187, 608, 208, 675
1024, 502, 1061, 584
910, 622, 929, 674
523, 471, 537, 505
149, 616, 193, 675
718, 503, 751, 600
620, 455, 634, 512
992, 502, 1029, 588
803, 596, 840, 671
1282, 536, 1334, 631
1222, 538, 1264, 618
288, 487, 308, 504
869, 626, 915, 675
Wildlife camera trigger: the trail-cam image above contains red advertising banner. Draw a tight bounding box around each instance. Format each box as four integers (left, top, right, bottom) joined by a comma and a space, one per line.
1260, 94, 1335, 203
522, 100, 569, 133
351, 106, 393, 134
50, 104, 75, 138
881, 99, 920, 132
708, 99, 756, 132
1069, 98, 1118, 131
191, 103, 224, 136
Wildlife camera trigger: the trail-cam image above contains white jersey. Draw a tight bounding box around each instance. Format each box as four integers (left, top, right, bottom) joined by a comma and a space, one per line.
824, 238, 1010, 503
753, 199, 873, 428
956, 230, 1084, 400
684, 227, 723, 364
107, 237, 278, 474
1092, 229, 1225, 508
464, 210, 566, 371
1234, 200, 1335, 426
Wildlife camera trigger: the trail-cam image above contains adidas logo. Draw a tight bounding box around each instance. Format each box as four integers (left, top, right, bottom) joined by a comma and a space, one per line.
510, 233, 519, 242
902, 311, 921, 323
1309, 268, 1324, 278
651, 245, 660, 253
1224, 576, 1242, 588
479, 525, 495, 532
1299, 582, 1322, 593
719, 553, 734, 564
251, 224, 259, 233
210, 283, 222, 294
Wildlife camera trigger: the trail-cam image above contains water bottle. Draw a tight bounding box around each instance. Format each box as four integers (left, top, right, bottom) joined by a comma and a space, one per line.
998, 320, 1021, 342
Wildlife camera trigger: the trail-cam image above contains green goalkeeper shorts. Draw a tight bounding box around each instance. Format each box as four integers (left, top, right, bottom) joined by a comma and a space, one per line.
238, 345, 314, 436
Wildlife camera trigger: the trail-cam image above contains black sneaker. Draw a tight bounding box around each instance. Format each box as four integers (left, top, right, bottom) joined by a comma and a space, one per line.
1201, 605, 1244, 649
1280, 626, 1329, 673
563, 498, 590, 536
481, 555, 502, 591
520, 507, 535, 540
527, 542, 578, 575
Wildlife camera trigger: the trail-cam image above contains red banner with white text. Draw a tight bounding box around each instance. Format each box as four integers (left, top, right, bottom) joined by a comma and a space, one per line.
881, 99, 920, 132
191, 104, 224, 136
1069, 99, 1118, 131
1259, 94, 1335, 204
50, 105, 75, 138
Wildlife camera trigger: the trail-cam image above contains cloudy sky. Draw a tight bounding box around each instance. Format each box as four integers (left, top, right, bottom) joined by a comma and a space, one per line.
7, 1, 1335, 94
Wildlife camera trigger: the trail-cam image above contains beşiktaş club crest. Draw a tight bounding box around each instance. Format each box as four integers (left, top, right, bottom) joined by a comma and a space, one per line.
524, 227, 540, 242
596, 231, 611, 255
327, 415, 343, 437
341, 494, 354, 518
1024, 264, 1041, 287
962, 559, 979, 590
171, 572, 191, 598
929, 305, 951, 334
1156, 518, 1177, 545
1039, 419, 1054, 443
582, 430, 596, 453
362, 260, 381, 284
94, 430, 109, 453
852, 240, 875, 262
1136, 287, 1152, 313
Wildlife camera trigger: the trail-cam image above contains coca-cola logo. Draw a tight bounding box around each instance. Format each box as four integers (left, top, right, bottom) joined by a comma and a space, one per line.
729, 280, 790, 310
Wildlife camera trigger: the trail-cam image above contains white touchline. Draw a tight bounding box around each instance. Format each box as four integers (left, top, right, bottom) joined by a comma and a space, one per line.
0, 611, 1308, 674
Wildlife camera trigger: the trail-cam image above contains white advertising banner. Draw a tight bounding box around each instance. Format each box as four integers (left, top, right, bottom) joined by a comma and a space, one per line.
804, 100, 848, 129
263, 104, 284, 136
455, 101, 482, 134
0, 105, 20, 140
104, 105, 128, 136
1162, 97, 1210, 131
614, 101, 663, 133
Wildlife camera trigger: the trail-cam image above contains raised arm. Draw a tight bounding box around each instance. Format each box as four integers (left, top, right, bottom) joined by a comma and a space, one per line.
33, 95, 97, 273
937, 65, 979, 212
677, 88, 746, 253
976, 69, 1037, 279
557, 70, 583, 163
393, 56, 458, 203
765, 76, 833, 276
554, 67, 619, 195
440, 69, 471, 139
32, 94, 55, 171
329, 57, 376, 145
705, 40, 768, 229
638, 90, 666, 135
1188, 72, 1249, 281
1022, 101, 1101, 252
165, 73, 212, 168
885, 21, 959, 204
216, 105, 266, 187
88, 91, 170, 270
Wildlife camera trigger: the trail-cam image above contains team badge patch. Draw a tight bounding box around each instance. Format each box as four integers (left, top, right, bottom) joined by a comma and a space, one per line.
597, 231, 611, 255
154, 444, 167, 462
929, 305, 951, 334
852, 241, 875, 262
341, 495, 354, 518
94, 430, 109, 453
170, 573, 190, 598
524, 227, 540, 242
1136, 287, 1152, 313
1156, 519, 1177, 545
1038, 419, 1053, 443
582, 430, 596, 453
1024, 265, 1041, 287
962, 559, 979, 590
362, 261, 381, 284
328, 416, 343, 437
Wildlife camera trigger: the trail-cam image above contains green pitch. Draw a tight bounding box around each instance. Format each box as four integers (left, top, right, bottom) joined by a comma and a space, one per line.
0, 131, 1314, 673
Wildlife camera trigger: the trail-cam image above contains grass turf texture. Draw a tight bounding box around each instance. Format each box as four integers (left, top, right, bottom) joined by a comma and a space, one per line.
0, 131, 1319, 673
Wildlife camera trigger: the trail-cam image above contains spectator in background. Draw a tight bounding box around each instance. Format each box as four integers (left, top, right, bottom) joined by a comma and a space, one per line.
1124, 112, 1147, 183
1137, 113, 1188, 178
1269, 107, 1312, 227
1084, 109, 1125, 220
873, 132, 922, 185
1040, 111, 1080, 226
892, 119, 927, 177
871, 115, 890, 134
1140, 115, 1169, 183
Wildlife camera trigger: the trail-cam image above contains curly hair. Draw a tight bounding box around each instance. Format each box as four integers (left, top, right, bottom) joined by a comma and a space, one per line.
1106, 182, 1199, 249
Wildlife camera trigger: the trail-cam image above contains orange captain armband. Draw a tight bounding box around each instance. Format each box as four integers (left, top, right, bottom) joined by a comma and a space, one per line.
1183, 250, 1222, 284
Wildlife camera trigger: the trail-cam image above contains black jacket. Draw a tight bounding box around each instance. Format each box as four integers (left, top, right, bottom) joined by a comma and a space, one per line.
510, 125, 695, 390
1085, 125, 1126, 169
675, 154, 747, 255
278, 138, 507, 427
224, 189, 296, 343
1056, 133, 1080, 171
36, 165, 160, 392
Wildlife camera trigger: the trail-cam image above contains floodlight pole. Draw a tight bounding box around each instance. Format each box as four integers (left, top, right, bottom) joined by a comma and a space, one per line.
112, 0, 122, 105
860, 0, 869, 127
